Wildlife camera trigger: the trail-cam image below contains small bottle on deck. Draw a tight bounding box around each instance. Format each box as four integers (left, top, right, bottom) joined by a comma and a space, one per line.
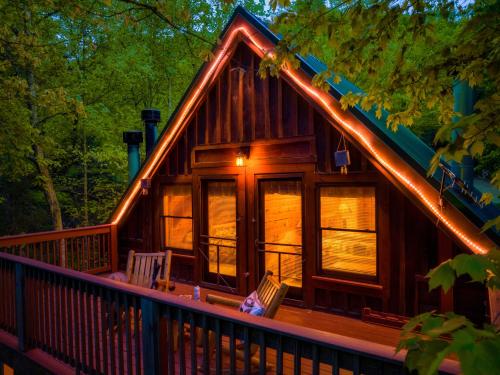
194, 285, 201, 301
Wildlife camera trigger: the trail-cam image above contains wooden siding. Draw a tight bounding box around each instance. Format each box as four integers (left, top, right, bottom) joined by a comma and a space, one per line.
117, 42, 488, 323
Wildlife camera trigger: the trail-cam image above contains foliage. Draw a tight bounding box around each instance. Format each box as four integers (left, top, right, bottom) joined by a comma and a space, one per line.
0, 0, 267, 234
397, 249, 500, 374
264, 1, 500, 374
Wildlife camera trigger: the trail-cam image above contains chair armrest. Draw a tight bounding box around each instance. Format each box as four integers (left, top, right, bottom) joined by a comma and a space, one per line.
206, 294, 241, 308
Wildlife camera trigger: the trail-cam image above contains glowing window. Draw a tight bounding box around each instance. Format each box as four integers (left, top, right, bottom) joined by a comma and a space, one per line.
320, 186, 377, 277
162, 185, 193, 250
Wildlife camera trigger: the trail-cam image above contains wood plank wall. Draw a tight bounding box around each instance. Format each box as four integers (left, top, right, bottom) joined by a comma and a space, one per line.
117, 42, 488, 322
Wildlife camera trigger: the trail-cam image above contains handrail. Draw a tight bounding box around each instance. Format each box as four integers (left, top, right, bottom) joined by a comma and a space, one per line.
0, 224, 116, 273
0, 224, 112, 246
0, 252, 460, 375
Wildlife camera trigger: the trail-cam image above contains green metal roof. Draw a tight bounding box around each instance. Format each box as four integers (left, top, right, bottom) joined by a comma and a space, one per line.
234, 6, 499, 242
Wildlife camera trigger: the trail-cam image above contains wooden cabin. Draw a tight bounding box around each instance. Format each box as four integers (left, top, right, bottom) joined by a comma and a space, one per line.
0, 7, 498, 375
115, 8, 498, 324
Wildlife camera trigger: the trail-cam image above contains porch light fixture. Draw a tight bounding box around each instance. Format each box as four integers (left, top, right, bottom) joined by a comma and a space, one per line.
236, 147, 249, 167
236, 151, 245, 167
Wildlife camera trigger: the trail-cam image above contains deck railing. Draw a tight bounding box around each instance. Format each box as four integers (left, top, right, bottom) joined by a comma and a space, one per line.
0, 224, 117, 274
0, 252, 459, 375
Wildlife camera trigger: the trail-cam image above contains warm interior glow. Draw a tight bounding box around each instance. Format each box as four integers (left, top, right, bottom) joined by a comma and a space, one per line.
163, 185, 193, 250
111, 16, 492, 256
321, 187, 377, 276
236, 154, 244, 167
207, 181, 237, 277
262, 180, 302, 287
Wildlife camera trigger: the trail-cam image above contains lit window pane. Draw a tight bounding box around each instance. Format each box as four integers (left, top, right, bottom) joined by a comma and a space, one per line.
164, 185, 192, 217
320, 187, 375, 231
207, 181, 236, 277
164, 217, 192, 250
321, 230, 377, 276
163, 185, 193, 251
262, 180, 302, 287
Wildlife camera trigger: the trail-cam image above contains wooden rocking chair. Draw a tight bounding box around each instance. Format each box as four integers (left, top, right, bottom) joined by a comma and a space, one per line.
125, 250, 172, 291
205, 271, 289, 371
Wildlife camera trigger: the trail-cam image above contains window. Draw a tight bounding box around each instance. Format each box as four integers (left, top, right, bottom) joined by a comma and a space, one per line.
320, 186, 377, 277
206, 181, 237, 277
162, 185, 193, 251
260, 180, 302, 288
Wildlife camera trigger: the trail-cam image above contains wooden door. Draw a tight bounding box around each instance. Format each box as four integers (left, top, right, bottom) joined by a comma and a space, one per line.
254, 177, 304, 300
199, 172, 247, 294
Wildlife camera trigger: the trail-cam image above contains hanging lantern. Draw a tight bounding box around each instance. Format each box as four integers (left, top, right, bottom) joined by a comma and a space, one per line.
335, 133, 351, 175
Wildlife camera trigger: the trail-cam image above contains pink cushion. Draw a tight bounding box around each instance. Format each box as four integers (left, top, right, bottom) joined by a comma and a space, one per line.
239, 291, 265, 316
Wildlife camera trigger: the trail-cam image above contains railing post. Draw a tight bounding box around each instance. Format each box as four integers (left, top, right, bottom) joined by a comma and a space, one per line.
110, 224, 118, 272
141, 298, 160, 375
15, 263, 26, 352
59, 239, 67, 268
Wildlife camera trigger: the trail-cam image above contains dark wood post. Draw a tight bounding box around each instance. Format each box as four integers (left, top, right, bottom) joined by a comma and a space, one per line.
110, 224, 118, 272
141, 298, 160, 375
15, 263, 26, 352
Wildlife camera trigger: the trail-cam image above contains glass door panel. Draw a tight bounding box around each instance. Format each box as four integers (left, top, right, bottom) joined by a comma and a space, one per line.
202, 180, 237, 288
259, 180, 303, 288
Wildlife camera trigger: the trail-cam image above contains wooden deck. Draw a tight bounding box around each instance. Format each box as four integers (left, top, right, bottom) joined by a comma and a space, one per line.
171, 281, 403, 348
0, 252, 459, 375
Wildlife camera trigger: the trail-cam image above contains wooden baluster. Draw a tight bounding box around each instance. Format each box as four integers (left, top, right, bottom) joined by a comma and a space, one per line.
100, 288, 109, 374
352, 354, 360, 375
92, 285, 101, 374
15, 263, 26, 352
166, 307, 175, 375
141, 298, 160, 375
312, 345, 320, 375
107, 289, 116, 375
229, 322, 236, 374
66, 278, 74, 366
86, 283, 95, 371
331, 350, 339, 375
178, 309, 186, 375
243, 326, 251, 374
294, 341, 301, 375
79, 281, 88, 371
276, 335, 283, 375
259, 331, 266, 375
189, 312, 197, 375
61, 275, 68, 362
124, 296, 132, 375
53, 273, 61, 358
215, 319, 221, 374
201, 315, 209, 374
133, 296, 141, 375
116, 292, 124, 375
73, 279, 82, 371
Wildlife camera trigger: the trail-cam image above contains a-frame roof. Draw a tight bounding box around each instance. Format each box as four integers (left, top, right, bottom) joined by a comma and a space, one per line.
110, 6, 498, 255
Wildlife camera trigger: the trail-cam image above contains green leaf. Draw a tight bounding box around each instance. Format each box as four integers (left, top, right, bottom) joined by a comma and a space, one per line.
427, 261, 456, 293
451, 254, 490, 282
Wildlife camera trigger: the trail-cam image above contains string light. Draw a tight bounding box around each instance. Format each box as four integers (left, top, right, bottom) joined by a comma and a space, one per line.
111, 18, 491, 255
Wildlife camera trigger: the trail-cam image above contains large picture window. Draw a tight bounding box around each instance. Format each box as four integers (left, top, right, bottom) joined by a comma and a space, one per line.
162, 185, 193, 251
320, 186, 377, 277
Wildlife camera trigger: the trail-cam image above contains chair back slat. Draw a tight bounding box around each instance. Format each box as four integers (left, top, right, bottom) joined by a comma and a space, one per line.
126, 251, 172, 291
255, 271, 289, 319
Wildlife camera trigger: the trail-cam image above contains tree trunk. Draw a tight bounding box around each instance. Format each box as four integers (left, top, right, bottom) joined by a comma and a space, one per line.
33, 144, 63, 231
25, 23, 63, 231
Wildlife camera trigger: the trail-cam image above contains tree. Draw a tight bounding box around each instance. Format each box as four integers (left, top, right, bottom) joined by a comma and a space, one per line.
263, 1, 499, 373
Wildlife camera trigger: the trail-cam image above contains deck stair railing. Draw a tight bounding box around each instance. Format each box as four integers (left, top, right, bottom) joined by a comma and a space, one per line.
0, 252, 459, 375
0, 224, 117, 274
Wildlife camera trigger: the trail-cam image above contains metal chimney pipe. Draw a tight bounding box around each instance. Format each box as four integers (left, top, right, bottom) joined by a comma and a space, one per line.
141, 109, 161, 157
452, 80, 476, 187
123, 130, 143, 182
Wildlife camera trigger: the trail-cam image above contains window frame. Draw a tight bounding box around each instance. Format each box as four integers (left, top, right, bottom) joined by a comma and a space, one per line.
317, 183, 379, 283
161, 183, 194, 254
